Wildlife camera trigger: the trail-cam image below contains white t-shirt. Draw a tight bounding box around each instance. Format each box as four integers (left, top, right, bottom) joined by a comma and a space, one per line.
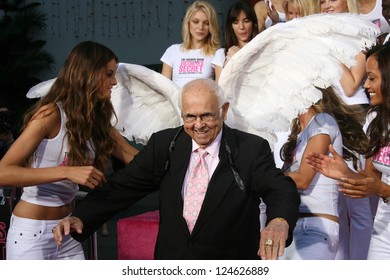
212, 48, 226, 68
372, 143, 390, 222
284, 113, 342, 216
160, 44, 215, 87
360, 0, 390, 33
364, 112, 390, 222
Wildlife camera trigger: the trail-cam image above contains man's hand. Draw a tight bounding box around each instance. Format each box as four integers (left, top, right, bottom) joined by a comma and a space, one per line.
52, 216, 83, 246
259, 217, 289, 260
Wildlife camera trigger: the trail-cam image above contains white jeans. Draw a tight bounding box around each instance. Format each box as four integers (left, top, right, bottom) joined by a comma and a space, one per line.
367, 218, 390, 259
336, 194, 373, 259
6, 215, 85, 260
280, 216, 339, 260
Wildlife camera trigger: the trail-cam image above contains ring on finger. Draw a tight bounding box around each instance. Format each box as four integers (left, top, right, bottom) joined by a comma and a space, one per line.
265, 238, 273, 246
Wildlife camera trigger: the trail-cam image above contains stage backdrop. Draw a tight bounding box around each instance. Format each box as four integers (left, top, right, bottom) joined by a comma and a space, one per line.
29, 0, 242, 80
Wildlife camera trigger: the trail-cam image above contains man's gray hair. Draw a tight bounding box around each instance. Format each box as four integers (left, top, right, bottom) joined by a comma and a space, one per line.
179, 78, 227, 110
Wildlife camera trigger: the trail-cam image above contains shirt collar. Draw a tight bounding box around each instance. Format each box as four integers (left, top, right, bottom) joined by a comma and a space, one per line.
191, 129, 223, 158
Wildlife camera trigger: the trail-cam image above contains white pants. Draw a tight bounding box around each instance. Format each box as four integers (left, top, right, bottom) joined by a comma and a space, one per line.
367, 218, 390, 259
6, 215, 85, 260
280, 217, 339, 260
336, 193, 373, 259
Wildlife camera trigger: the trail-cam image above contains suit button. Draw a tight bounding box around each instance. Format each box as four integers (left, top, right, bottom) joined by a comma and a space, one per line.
188, 241, 193, 246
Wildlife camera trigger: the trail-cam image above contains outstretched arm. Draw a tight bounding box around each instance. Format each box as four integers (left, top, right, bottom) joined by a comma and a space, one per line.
306, 145, 388, 199
251, 138, 299, 259
110, 127, 139, 164
259, 217, 289, 260
305, 144, 359, 180
53, 216, 84, 245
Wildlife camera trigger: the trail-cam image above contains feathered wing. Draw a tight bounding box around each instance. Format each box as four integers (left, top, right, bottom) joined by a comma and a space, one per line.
26, 78, 56, 99
26, 63, 181, 145
218, 13, 379, 149
111, 63, 181, 144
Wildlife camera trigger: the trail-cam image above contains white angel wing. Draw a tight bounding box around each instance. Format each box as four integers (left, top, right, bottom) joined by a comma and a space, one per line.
26, 63, 181, 145
26, 78, 56, 98
112, 63, 181, 144
218, 13, 379, 149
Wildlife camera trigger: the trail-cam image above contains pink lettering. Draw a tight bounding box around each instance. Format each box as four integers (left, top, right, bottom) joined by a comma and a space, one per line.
372, 19, 381, 29
178, 59, 204, 74
372, 146, 390, 165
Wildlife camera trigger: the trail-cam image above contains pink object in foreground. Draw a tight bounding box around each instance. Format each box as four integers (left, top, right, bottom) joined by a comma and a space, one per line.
117, 210, 159, 260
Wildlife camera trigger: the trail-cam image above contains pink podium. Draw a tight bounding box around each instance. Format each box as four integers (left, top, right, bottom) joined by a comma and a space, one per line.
117, 210, 159, 260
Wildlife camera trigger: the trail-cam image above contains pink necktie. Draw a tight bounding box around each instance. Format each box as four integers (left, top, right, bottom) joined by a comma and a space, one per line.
183, 148, 209, 233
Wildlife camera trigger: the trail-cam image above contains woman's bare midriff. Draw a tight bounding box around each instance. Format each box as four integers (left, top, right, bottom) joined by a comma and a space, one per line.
13, 200, 72, 220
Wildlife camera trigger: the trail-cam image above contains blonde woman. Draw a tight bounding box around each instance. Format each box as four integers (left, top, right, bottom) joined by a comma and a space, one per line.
283, 0, 320, 20
161, 1, 220, 87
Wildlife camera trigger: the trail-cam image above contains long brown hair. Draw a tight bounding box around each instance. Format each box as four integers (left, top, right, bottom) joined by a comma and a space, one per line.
224, 1, 258, 52
281, 87, 368, 169
24, 41, 118, 171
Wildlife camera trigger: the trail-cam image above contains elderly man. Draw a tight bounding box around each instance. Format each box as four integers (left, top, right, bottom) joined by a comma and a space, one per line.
53, 78, 299, 260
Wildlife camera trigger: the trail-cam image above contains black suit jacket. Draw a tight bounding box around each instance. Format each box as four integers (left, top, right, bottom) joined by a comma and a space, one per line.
72, 125, 300, 259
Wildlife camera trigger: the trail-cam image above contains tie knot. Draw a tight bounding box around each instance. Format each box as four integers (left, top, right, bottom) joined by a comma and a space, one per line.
197, 148, 208, 158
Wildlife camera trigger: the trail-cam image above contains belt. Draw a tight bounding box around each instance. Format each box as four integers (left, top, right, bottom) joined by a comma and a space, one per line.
299, 212, 339, 223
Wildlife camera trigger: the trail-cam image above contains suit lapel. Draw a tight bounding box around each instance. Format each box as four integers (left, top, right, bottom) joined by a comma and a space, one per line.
167, 131, 193, 234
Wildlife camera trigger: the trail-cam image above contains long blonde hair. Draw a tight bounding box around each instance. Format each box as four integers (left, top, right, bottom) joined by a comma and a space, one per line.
283, 0, 321, 17
181, 0, 220, 55
316, 0, 359, 14
24, 41, 118, 172
346, 0, 359, 13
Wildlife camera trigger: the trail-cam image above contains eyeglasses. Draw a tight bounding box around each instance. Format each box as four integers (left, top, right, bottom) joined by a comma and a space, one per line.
182, 108, 221, 123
